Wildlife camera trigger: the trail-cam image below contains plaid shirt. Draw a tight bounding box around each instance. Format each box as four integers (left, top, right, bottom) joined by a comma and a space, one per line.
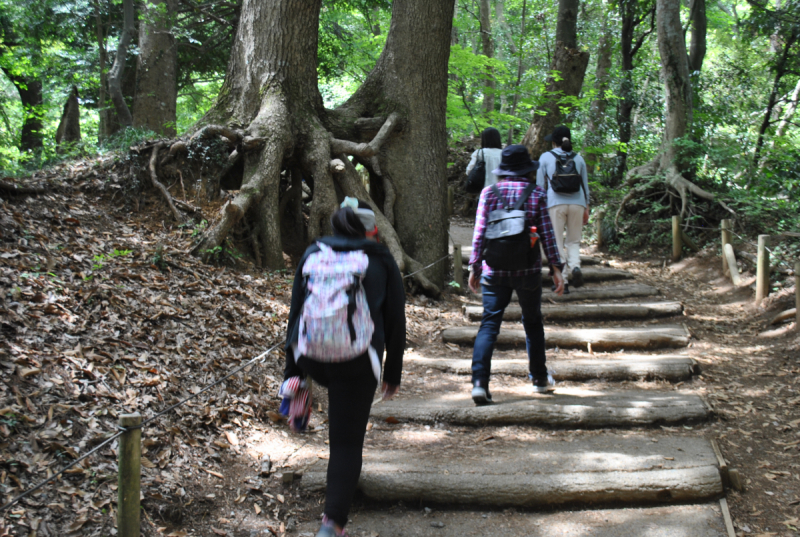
469, 180, 564, 278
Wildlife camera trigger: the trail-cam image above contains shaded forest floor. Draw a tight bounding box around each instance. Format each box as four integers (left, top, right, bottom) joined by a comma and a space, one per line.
0, 162, 799, 536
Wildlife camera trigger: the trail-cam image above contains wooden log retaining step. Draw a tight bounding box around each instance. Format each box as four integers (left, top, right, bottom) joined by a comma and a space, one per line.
406, 355, 698, 382
301, 436, 723, 507
473, 283, 661, 303
370, 390, 709, 427
464, 301, 683, 322
442, 325, 691, 351
460, 246, 602, 266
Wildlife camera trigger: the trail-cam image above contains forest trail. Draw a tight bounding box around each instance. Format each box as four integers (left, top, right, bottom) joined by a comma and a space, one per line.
292, 220, 735, 536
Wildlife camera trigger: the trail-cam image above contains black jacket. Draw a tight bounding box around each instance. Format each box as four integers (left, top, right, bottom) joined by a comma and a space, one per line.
284, 235, 406, 386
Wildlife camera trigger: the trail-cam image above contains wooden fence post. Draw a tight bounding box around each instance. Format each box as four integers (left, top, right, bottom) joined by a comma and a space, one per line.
672, 216, 682, 262
723, 244, 741, 286
721, 219, 732, 274
118, 413, 142, 537
756, 235, 770, 305
453, 244, 464, 290
795, 261, 799, 331
447, 186, 454, 216
595, 209, 605, 248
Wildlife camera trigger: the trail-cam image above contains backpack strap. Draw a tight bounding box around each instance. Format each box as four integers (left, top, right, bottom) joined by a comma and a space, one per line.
490, 184, 511, 210
346, 274, 359, 343
512, 183, 536, 211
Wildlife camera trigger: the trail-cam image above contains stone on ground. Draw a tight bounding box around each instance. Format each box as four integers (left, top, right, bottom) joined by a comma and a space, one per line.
300, 436, 723, 507
442, 325, 691, 351
406, 354, 698, 381
369, 388, 709, 426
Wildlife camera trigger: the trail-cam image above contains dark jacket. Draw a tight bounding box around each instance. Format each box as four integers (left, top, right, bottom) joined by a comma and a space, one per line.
284, 235, 406, 386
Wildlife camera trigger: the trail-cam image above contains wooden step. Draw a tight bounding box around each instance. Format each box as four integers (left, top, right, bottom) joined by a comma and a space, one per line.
369, 389, 709, 427
406, 355, 698, 382
459, 246, 603, 266
472, 283, 661, 303
464, 301, 683, 322
301, 436, 723, 507
302, 504, 730, 536
442, 325, 691, 351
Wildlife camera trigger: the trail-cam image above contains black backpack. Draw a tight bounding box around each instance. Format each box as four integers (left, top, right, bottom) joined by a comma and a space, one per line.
465, 149, 486, 194
482, 184, 541, 271
547, 150, 587, 201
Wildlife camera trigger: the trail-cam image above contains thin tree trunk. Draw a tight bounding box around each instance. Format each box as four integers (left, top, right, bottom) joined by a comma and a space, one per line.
108, 0, 135, 129
479, 0, 495, 114
56, 86, 81, 150
94, 1, 111, 142
688, 0, 707, 73
775, 78, 800, 137
585, 9, 612, 173
507, 0, 527, 144
133, 0, 177, 136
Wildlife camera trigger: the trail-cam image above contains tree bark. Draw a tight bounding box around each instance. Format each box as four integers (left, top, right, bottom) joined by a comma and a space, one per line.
479, 0, 495, 114
55, 86, 81, 150
555, 0, 580, 48
522, 43, 590, 159
2, 73, 44, 153
688, 0, 707, 73
775, 77, 800, 137
94, 1, 111, 142
585, 12, 612, 173
133, 0, 177, 137
108, 0, 135, 129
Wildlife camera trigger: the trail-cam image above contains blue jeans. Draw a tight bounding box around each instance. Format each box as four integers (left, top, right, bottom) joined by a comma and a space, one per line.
471, 272, 547, 385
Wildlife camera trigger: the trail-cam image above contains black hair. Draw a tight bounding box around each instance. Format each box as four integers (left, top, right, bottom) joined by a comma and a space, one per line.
481, 127, 502, 149
331, 207, 367, 238
560, 138, 573, 152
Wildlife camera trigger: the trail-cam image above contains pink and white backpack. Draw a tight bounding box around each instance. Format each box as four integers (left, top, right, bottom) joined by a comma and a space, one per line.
297, 243, 375, 362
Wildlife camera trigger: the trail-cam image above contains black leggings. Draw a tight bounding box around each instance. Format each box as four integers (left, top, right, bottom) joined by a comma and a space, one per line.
297, 354, 377, 528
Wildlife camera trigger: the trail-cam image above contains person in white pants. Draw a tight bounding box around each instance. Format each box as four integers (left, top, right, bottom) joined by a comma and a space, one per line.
536, 126, 589, 293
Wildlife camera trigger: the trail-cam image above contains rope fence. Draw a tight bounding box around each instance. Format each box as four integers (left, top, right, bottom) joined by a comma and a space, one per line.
0, 341, 284, 519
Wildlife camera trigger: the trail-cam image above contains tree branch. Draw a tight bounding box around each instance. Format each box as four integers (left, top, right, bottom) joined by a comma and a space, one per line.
148, 143, 184, 222
330, 112, 400, 158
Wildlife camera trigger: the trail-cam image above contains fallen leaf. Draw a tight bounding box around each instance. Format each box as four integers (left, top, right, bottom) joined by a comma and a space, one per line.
203, 468, 224, 479
224, 431, 239, 446
254, 504, 261, 515
385, 416, 400, 424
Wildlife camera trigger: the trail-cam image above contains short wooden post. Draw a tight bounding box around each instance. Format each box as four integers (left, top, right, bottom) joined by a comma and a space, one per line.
756, 234, 770, 305
721, 219, 732, 274
795, 261, 800, 331
672, 216, 682, 262
447, 186, 454, 216
595, 209, 605, 248
118, 413, 142, 537
723, 244, 741, 286
453, 244, 464, 290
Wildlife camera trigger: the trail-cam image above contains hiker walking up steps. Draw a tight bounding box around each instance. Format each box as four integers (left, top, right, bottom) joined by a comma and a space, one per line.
536, 125, 590, 294
465, 127, 504, 192
468, 145, 565, 405
282, 198, 406, 537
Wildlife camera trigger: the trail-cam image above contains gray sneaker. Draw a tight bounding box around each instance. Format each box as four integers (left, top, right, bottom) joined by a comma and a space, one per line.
532, 372, 556, 393
571, 266, 584, 287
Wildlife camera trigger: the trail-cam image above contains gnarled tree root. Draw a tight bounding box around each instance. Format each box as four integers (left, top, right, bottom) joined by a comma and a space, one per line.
148, 143, 184, 222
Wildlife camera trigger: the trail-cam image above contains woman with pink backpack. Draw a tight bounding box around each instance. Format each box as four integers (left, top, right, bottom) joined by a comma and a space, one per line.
282, 198, 406, 537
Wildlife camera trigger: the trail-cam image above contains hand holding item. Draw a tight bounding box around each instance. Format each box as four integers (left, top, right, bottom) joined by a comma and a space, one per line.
552, 267, 565, 296
382, 382, 399, 400
583, 207, 590, 226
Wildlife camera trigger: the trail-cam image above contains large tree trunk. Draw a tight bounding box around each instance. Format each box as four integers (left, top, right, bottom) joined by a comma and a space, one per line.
522, 0, 589, 159
479, 0, 495, 114
55, 86, 81, 151
94, 1, 112, 142
188, 0, 452, 293
133, 0, 177, 137
3, 73, 44, 154
585, 12, 612, 173
108, 0, 135, 129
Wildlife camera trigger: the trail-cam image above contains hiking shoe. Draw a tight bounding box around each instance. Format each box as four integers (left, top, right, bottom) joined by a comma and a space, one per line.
571, 267, 584, 288
532, 373, 556, 393
471, 380, 493, 406
317, 516, 350, 537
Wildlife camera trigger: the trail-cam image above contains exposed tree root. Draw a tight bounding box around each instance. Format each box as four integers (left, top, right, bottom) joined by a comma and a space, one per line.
148, 143, 184, 222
